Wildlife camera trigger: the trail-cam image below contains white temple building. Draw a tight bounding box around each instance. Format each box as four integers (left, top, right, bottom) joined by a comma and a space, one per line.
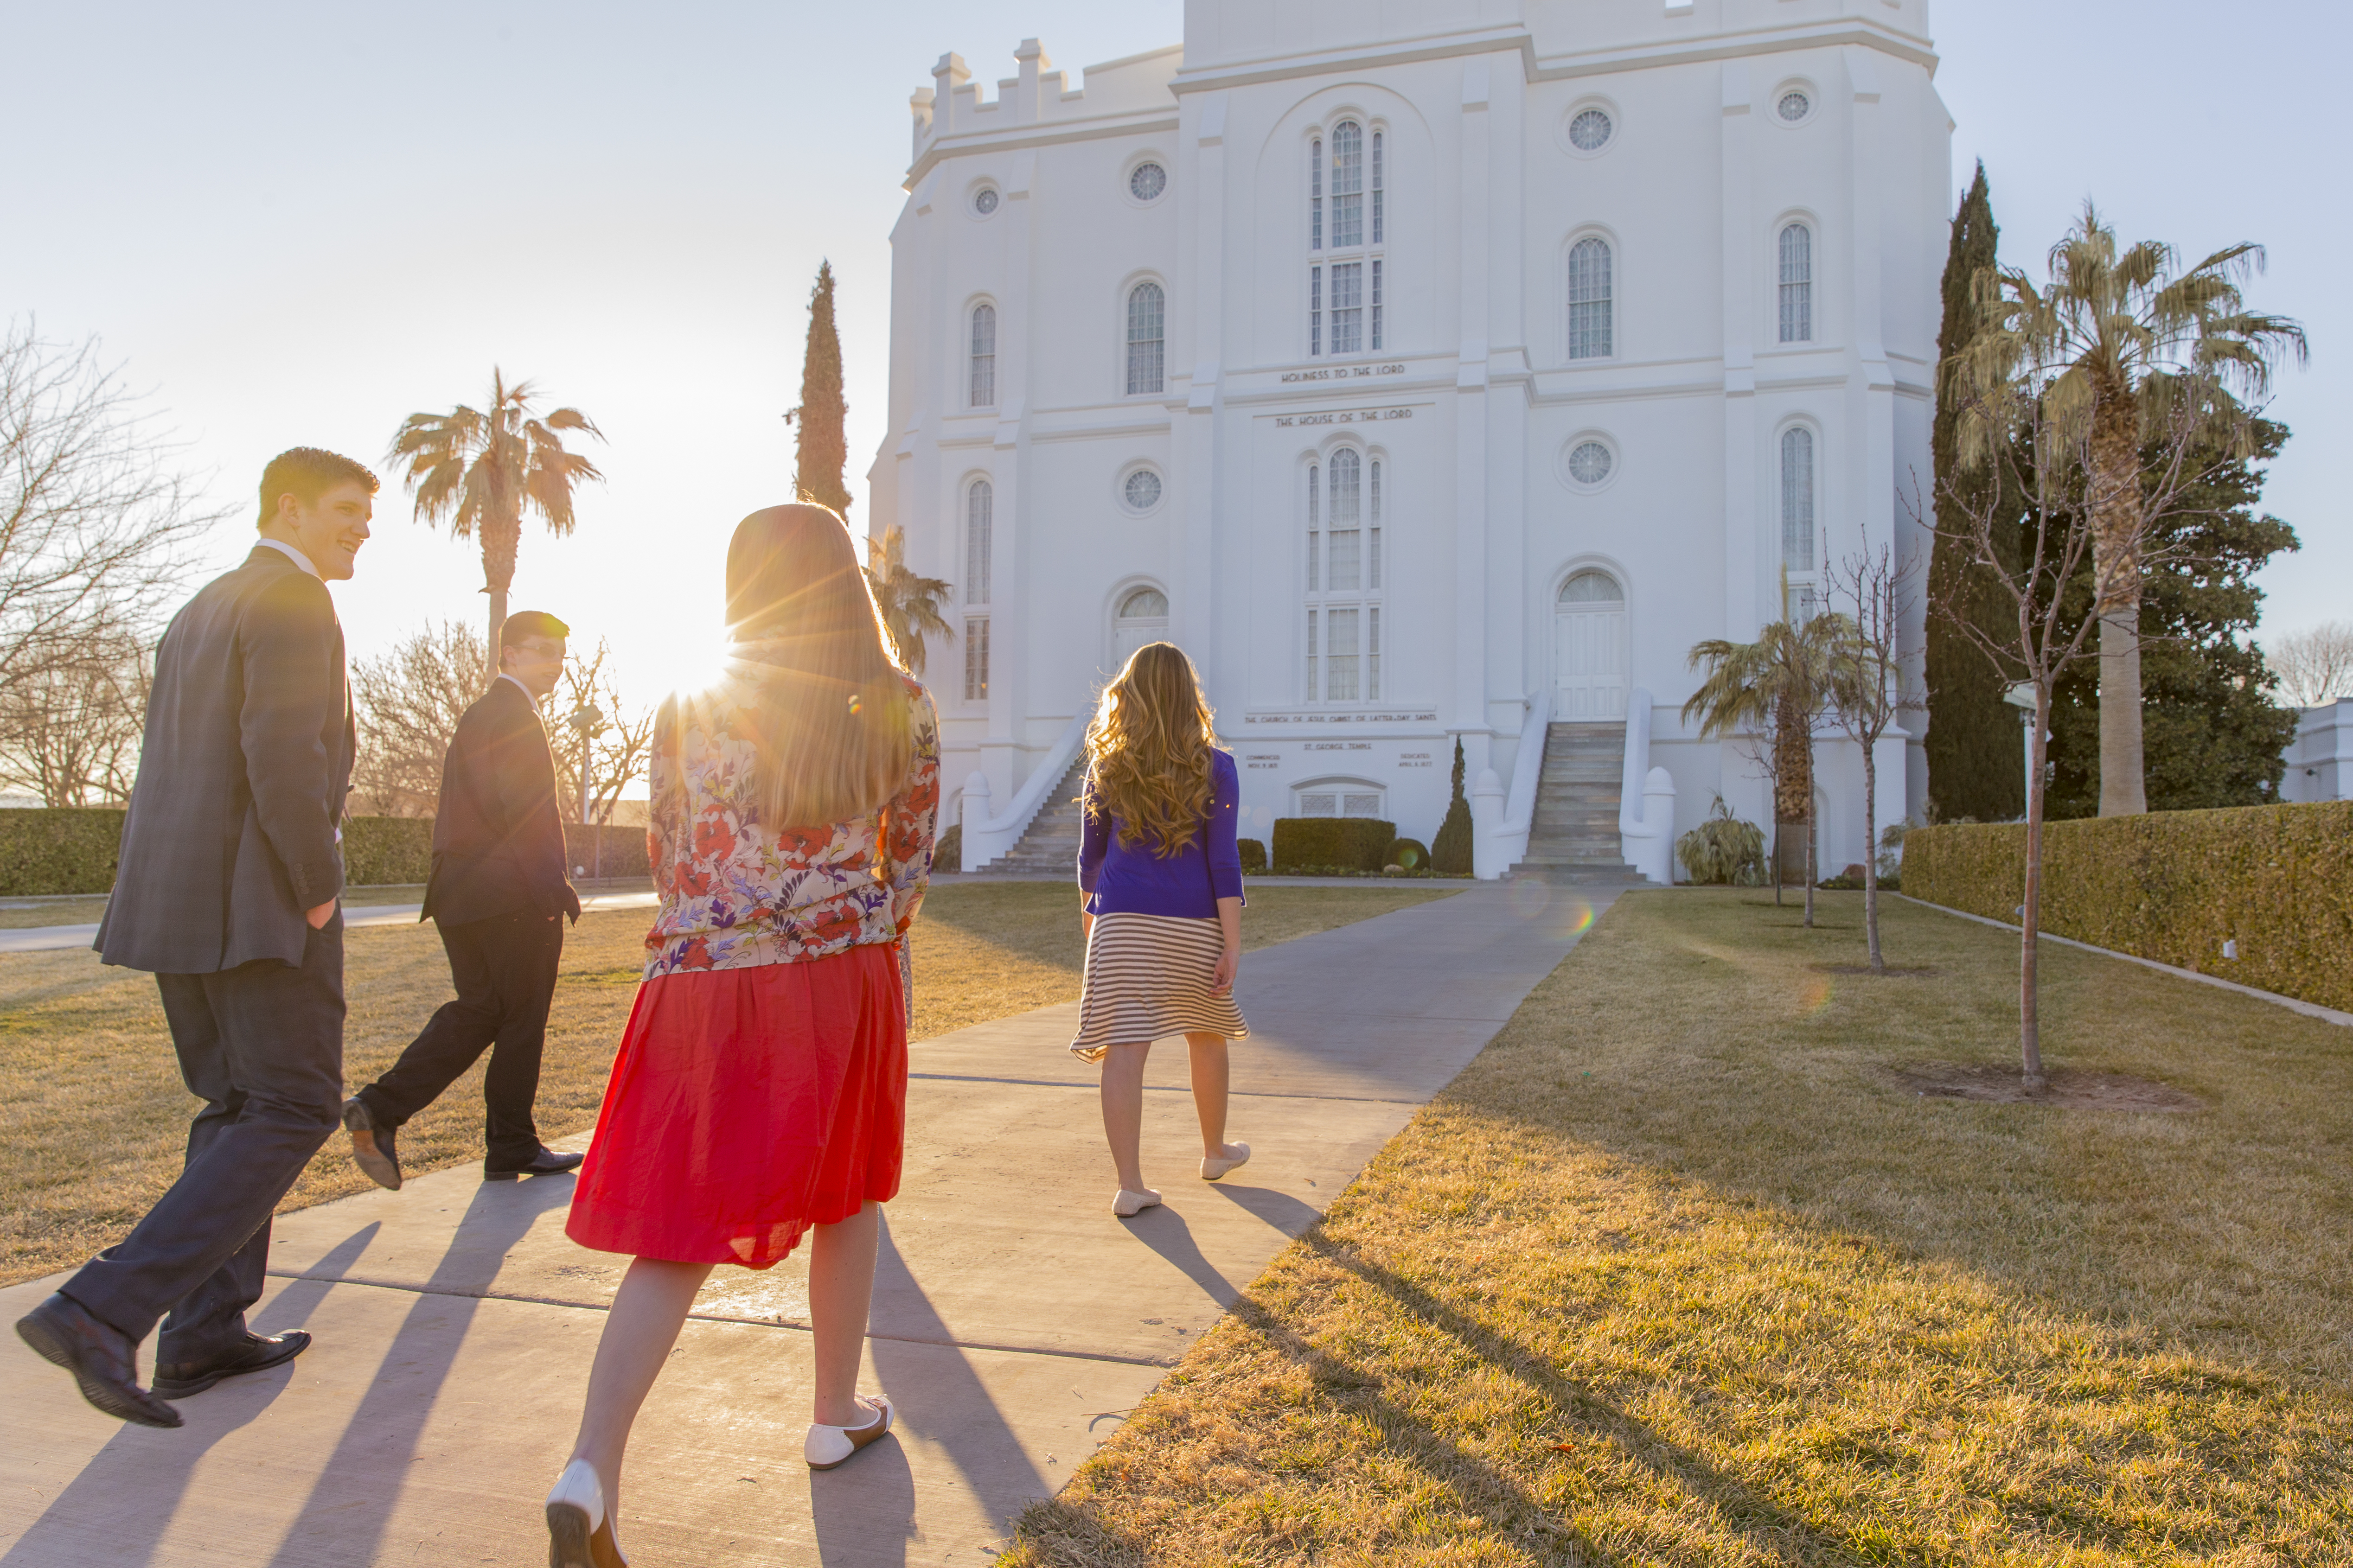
868, 0, 1951, 878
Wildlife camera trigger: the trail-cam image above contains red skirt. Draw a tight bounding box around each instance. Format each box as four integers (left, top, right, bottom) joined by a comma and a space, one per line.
565, 941, 906, 1268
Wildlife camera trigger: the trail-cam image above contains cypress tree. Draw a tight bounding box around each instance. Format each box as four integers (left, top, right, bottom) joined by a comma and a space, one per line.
1431, 738, 1474, 874
793, 260, 851, 518
1924, 165, 2026, 822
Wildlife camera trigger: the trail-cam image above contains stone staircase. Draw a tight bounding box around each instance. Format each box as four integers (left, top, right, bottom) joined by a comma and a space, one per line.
980, 754, 1091, 875
1509, 722, 1646, 885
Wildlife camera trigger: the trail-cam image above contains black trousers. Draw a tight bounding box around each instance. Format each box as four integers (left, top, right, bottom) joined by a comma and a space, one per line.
356, 909, 564, 1166
64, 915, 345, 1362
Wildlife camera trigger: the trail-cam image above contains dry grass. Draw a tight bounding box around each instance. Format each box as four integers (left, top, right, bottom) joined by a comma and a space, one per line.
0, 881, 1454, 1287
1010, 889, 2353, 1566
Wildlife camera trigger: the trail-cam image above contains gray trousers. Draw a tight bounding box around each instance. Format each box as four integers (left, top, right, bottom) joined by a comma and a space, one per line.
64, 915, 345, 1364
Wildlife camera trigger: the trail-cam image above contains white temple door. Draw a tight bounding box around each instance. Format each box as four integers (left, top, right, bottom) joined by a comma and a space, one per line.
1552, 570, 1628, 720
1109, 586, 1170, 673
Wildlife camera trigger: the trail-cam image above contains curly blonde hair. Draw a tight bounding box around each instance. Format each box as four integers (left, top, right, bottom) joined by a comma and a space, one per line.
1084, 642, 1217, 856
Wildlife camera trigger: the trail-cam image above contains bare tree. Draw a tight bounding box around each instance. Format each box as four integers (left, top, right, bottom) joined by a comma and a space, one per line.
1826, 545, 1927, 974
1933, 303, 2247, 1087
349, 620, 492, 816
2266, 620, 2353, 708
1, 320, 217, 696
549, 639, 657, 862
0, 633, 150, 805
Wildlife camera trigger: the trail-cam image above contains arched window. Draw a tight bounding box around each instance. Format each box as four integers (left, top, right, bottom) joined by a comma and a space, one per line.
964, 479, 992, 606
1559, 569, 1624, 605
1126, 282, 1165, 395
968, 304, 996, 408
1308, 121, 1386, 357
1304, 449, 1383, 704
1780, 427, 1817, 619
1778, 223, 1813, 343
1119, 587, 1168, 619
1568, 238, 1613, 360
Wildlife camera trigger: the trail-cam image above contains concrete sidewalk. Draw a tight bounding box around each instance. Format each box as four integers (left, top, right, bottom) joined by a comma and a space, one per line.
0, 880, 1616, 1567
0, 890, 662, 956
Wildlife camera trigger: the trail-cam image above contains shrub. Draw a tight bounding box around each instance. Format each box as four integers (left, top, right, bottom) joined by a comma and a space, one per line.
0, 808, 126, 896
341, 816, 435, 886
563, 822, 652, 882
1431, 738, 1474, 874
1903, 801, 2353, 1013
1237, 838, 1267, 873
1675, 796, 1766, 886
1387, 837, 1430, 873
934, 823, 962, 874
1272, 817, 1396, 874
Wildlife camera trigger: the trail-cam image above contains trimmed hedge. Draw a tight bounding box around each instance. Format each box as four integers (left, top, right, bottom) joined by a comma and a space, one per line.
0, 808, 652, 896
0, 808, 126, 896
1903, 801, 2353, 1013
1237, 838, 1267, 873
1271, 817, 1396, 874
934, 823, 962, 874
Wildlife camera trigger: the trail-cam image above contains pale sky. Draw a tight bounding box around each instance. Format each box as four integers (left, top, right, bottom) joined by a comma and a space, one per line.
6, 1, 2343, 758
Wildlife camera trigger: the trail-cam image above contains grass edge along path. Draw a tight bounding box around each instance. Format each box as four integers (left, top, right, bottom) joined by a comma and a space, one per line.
1004, 889, 2353, 1566
0, 881, 1458, 1288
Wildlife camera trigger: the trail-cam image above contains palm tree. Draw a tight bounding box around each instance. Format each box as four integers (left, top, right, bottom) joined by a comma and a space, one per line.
1957, 204, 2303, 816
1683, 605, 1858, 924
387, 370, 607, 661
864, 526, 952, 676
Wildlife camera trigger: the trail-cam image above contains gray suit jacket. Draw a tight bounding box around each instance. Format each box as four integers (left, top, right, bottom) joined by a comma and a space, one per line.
97, 546, 356, 974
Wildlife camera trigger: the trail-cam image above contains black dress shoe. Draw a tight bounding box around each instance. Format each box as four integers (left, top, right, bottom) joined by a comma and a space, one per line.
485, 1147, 586, 1180
14, 1293, 183, 1428
152, 1329, 312, 1399
343, 1097, 403, 1191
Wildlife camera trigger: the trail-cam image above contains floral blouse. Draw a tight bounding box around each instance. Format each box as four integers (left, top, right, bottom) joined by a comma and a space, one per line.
641, 672, 938, 978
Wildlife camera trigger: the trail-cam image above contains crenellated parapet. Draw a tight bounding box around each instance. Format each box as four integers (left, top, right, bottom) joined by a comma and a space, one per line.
906, 38, 1182, 178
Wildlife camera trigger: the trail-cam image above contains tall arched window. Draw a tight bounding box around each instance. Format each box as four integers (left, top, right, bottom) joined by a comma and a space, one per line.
1308, 121, 1386, 357
1304, 449, 1383, 703
965, 479, 992, 606
1126, 282, 1165, 395
1780, 426, 1817, 619
1778, 223, 1813, 343
1568, 237, 1613, 360
968, 304, 996, 408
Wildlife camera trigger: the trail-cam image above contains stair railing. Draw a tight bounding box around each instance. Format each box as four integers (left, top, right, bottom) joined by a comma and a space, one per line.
1476, 687, 1552, 878
1616, 688, 1676, 883
959, 711, 1091, 871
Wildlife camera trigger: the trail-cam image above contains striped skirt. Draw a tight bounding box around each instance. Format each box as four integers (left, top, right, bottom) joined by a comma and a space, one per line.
1068, 912, 1251, 1062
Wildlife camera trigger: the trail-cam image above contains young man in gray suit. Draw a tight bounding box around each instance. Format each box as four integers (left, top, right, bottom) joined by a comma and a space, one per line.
15, 447, 373, 1428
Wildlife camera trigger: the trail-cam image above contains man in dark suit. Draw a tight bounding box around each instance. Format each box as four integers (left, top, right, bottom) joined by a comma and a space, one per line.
340, 610, 585, 1189
14, 448, 373, 1428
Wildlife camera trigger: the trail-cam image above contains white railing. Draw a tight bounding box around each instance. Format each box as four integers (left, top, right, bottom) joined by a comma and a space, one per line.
1474, 688, 1551, 879
1616, 688, 1676, 884
959, 712, 1090, 871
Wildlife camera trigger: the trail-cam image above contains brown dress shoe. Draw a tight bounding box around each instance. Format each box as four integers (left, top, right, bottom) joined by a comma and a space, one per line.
343, 1097, 403, 1191
15, 1293, 183, 1428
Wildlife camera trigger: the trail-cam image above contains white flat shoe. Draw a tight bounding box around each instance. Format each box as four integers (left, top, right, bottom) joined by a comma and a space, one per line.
1113, 1187, 1163, 1217
1201, 1142, 1251, 1181
545, 1458, 628, 1567
806, 1395, 893, 1470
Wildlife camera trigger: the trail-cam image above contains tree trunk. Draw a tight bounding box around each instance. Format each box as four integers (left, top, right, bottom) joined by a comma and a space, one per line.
486, 585, 507, 676
2020, 687, 2049, 1089
1862, 737, 1883, 973
2087, 390, 2147, 817
1803, 785, 1816, 928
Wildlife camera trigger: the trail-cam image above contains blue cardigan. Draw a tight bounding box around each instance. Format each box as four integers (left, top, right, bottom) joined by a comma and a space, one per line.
1076, 749, 1247, 919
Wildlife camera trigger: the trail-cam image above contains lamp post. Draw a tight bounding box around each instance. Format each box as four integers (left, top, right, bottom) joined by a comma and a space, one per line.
2001, 682, 2038, 816
566, 702, 605, 877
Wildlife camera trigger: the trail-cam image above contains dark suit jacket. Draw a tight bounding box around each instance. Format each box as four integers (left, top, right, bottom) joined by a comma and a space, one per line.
97, 546, 354, 974
419, 676, 581, 927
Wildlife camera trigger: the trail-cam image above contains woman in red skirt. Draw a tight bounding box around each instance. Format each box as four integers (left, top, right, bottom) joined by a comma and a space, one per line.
543, 503, 937, 1568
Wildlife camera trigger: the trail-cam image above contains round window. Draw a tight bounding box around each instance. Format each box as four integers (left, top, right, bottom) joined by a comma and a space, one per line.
1778, 91, 1811, 123
1568, 108, 1613, 152
1123, 469, 1163, 512
972, 187, 1000, 216
1567, 441, 1613, 487
1129, 162, 1166, 202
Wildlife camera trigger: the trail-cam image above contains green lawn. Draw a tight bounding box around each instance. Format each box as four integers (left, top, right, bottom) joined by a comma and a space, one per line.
0, 881, 1457, 1287
1010, 888, 2353, 1566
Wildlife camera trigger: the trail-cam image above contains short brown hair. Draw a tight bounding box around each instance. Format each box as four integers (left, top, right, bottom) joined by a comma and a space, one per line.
256, 447, 378, 529
502, 610, 571, 650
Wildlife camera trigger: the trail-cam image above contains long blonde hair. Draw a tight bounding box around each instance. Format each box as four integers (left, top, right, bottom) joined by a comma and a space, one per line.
1085, 642, 1217, 856
721, 503, 913, 829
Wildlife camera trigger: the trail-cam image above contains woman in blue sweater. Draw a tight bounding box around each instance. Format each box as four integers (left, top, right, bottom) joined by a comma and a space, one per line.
1069, 642, 1251, 1217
